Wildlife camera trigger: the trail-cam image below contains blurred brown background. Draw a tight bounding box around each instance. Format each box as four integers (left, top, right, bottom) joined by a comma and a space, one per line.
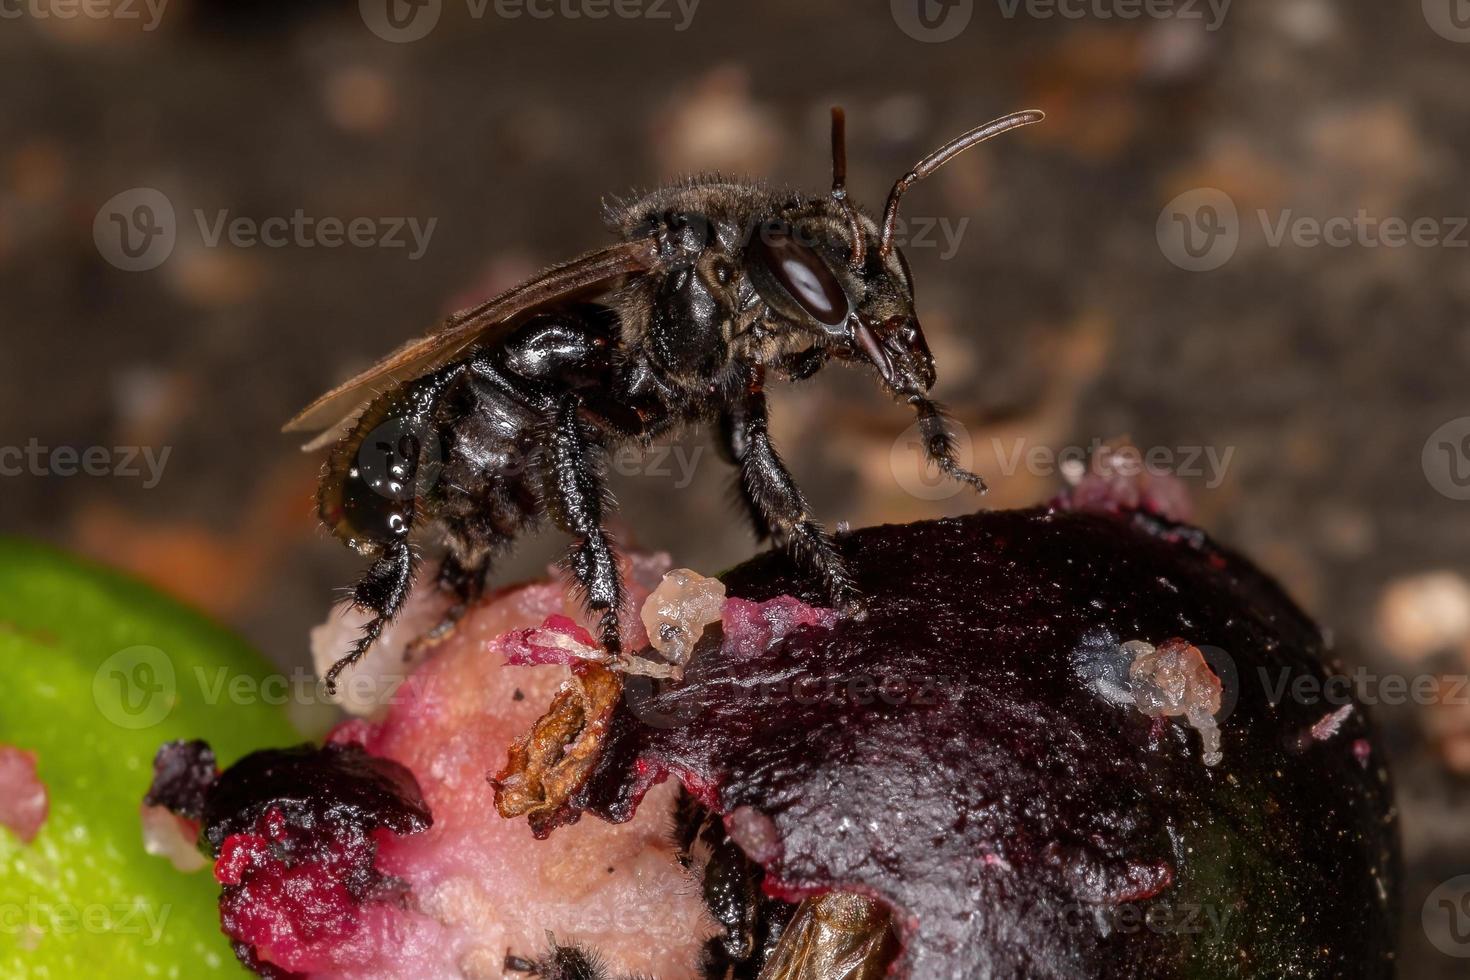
2, 0, 1468, 972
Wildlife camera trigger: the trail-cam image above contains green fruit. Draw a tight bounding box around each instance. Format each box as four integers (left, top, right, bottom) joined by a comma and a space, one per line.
0, 538, 298, 978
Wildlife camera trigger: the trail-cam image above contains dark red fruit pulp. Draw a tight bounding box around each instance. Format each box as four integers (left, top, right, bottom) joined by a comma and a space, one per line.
147, 742, 431, 977
572, 508, 1398, 979
143, 739, 218, 821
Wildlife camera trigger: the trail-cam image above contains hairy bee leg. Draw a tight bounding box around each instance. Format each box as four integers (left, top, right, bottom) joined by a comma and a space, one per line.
543, 393, 625, 654
910, 394, 987, 494
718, 347, 828, 542
325, 541, 415, 694
734, 377, 860, 612
718, 406, 774, 541
436, 549, 492, 618
504, 938, 652, 980
411, 550, 490, 645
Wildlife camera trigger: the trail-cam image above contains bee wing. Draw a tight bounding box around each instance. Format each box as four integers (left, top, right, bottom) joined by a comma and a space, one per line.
282, 238, 660, 439
759, 894, 897, 980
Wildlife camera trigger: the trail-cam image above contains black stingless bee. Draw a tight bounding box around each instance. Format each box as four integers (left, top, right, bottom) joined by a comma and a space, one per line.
286, 107, 1045, 691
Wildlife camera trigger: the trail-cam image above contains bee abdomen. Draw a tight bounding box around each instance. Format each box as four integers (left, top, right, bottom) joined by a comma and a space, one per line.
319, 370, 458, 555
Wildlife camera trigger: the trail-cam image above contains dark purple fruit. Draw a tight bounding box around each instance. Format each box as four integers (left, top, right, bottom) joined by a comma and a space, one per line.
146, 742, 432, 977
567, 508, 1399, 979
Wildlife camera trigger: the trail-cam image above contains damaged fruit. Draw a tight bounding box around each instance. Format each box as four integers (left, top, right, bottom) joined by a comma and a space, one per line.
541, 509, 1399, 978
153, 566, 714, 978
144, 508, 1398, 979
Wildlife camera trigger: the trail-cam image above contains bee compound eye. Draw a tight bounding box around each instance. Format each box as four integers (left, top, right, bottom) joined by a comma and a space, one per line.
750, 221, 850, 328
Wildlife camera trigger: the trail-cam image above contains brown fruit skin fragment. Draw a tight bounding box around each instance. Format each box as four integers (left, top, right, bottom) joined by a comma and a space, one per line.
569, 508, 1399, 979
492, 663, 623, 837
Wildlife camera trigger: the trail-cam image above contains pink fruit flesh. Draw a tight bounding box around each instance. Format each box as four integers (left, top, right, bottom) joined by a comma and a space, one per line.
140, 803, 208, 873
0, 745, 47, 844
305, 571, 714, 978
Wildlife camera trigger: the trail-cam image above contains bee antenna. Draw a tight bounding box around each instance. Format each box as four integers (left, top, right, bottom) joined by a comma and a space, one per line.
878, 109, 1045, 259
829, 105, 867, 271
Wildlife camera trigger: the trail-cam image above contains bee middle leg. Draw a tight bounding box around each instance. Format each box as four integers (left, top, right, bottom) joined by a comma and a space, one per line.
412, 547, 492, 644
726, 371, 860, 612
541, 392, 625, 654
436, 550, 486, 606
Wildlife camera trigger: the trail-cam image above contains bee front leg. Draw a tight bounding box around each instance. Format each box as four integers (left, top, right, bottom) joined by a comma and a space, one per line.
731, 373, 860, 613
718, 404, 774, 542
542, 393, 625, 655
909, 394, 988, 495
325, 540, 415, 694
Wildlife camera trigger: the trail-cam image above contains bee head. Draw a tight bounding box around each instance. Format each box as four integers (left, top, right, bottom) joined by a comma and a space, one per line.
743, 107, 1042, 396
743, 207, 929, 395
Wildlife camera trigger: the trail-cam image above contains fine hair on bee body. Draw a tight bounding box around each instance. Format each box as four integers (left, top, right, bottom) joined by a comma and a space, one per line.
505, 935, 651, 980
285, 106, 1044, 691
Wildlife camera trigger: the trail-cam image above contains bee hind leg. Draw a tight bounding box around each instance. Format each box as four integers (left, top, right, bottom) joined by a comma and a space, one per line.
542, 393, 624, 655
324, 541, 415, 694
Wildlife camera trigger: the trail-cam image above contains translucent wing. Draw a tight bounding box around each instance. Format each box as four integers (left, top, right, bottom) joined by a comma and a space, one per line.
283, 238, 660, 438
